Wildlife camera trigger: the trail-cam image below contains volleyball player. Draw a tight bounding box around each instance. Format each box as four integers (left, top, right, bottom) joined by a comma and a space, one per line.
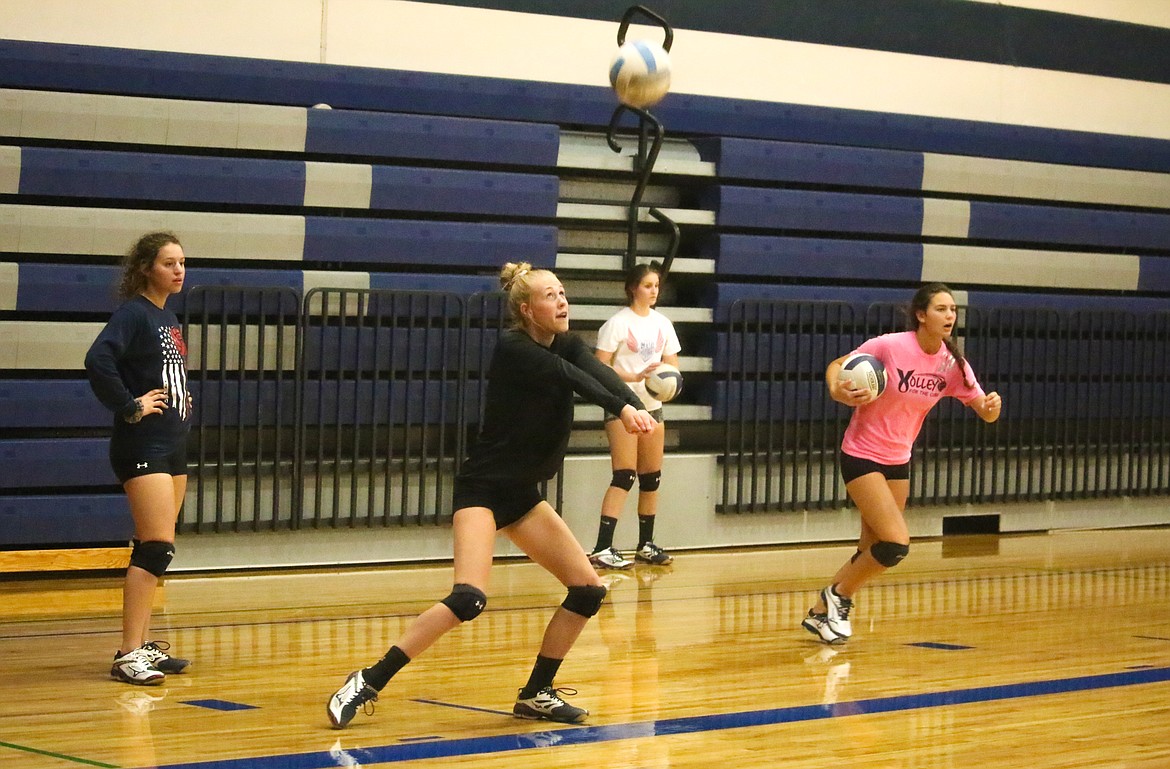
326, 261, 657, 728
85, 232, 193, 684
803, 283, 1002, 643
588, 262, 681, 569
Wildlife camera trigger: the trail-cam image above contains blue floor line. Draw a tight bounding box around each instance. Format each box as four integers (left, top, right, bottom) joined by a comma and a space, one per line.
148, 665, 1170, 769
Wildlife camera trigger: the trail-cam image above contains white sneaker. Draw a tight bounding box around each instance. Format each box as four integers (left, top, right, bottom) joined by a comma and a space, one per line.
589, 547, 634, 570
801, 610, 844, 644
327, 670, 378, 729
821, 585, 854, 639
111, 647, 165, 686
513, 686, 588, 724
634, 541, 673, 565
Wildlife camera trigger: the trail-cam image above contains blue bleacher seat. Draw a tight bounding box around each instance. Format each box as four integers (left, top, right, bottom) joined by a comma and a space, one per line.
19, 148, 305, 206
1139, 256, 1170, 292
369, 166, 558, 217
303, 217, 557, 267
705, 186, 925, 234
0, 438, 118, 489
0, 380, 109, 428
709, 234, 923, 280
0, 494, 131, 546
969, 201, 1170, 250
306, 109, 560, 167
15, 264, 121, 313
694, 136, 925, 190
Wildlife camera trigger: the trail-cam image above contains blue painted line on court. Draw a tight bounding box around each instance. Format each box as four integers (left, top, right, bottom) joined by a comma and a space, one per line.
181, 699, 259, 712
147, 665, 1170, 769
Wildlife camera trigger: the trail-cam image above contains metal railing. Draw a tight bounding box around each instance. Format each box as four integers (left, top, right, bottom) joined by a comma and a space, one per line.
720, 302, 1170, 513
183, 288, 562, 533
184, 291, 1168, 529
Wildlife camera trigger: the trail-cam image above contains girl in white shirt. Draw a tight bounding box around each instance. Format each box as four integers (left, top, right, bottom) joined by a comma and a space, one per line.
589, 263, 682, 569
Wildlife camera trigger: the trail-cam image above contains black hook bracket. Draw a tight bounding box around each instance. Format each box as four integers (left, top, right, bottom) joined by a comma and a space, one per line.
606, 5, 678, 278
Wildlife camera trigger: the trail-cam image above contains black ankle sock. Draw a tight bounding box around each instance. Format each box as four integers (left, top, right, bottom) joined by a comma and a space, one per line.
637, 514, 656, 549
594, 516, 618, 552
363, 645, 410, 691
519, 654, 562, 698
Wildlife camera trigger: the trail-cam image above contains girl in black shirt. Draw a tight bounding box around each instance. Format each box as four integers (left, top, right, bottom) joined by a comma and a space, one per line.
85, 231, 192, 686
327, 261, 656, 729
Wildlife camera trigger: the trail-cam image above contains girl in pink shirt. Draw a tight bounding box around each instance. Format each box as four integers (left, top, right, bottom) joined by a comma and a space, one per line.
803, 283, 1003, 644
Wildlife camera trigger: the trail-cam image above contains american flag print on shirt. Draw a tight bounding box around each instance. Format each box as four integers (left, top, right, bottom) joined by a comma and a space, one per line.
159, 325, 190, 422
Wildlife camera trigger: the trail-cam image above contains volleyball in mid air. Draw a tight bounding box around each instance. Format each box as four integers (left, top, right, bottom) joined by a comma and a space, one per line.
609, 39, 671, 109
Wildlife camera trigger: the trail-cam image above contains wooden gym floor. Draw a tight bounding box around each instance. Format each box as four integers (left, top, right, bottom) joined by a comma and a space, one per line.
1, 525, 1168, 769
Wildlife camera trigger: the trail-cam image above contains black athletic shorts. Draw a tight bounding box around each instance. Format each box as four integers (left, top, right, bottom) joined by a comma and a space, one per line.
109, 434, 188, 484
839, 452, 910, 484
452, 477, 544, 529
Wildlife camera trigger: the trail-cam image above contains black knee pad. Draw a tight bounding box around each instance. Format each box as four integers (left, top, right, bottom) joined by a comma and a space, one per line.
610, 469, 636, 491
129, 540, 175, 577
441, 583, 487, 622
637, 471, 661, 492
870, 541, 910, 568
562, 584, 607, 618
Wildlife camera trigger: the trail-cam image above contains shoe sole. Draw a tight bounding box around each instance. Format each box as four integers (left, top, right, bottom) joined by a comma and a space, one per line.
155, 661, 190, 674
111, 669, 166, 686
513, 706, 587, 724
589, 559, 634, 571
802, 618, 845, 645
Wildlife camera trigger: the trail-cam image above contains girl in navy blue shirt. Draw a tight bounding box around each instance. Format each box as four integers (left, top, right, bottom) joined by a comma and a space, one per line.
85, 231, 192, 686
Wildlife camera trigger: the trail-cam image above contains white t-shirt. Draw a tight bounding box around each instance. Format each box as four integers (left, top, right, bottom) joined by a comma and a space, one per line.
595, 306, 682, 410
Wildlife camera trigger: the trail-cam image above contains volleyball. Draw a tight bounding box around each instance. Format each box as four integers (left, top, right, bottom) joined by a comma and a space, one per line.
609, 40, 672, 109
839, 353, 887, 399
645, 363, 684, 403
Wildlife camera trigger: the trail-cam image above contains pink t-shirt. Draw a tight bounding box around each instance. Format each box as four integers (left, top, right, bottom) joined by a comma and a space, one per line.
841, 331, 985, 464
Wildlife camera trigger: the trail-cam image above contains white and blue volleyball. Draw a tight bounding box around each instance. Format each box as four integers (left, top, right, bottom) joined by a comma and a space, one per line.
609, 40, 671, 109
839, 353, 887, 399
645, 363, 684, 403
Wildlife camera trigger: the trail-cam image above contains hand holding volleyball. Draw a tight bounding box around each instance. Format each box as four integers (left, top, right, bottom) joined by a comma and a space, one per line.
836, 353, 886, 404
645, 362, 684, 402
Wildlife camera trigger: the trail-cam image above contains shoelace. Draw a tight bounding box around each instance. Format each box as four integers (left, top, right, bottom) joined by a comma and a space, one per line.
141, 641, 170, 662
538, 686, 578, 706
343, 683, 378, 716
836, 597, 853, 620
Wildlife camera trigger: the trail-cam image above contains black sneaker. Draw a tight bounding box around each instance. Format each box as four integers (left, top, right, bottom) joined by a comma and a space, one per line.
512, 686, 588, 724
634, 542, 673, 565
327, 670, 378, 729
140, 640, 190, 674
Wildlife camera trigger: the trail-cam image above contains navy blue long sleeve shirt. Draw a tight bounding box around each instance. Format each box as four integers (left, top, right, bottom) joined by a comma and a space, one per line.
84, 295, 191, 442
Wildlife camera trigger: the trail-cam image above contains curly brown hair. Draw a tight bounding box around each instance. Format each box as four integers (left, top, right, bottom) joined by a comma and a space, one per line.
118, 231, 181, 301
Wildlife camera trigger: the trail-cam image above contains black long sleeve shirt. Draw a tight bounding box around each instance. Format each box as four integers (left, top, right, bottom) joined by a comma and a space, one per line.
459, 329, 642, 484
84, 295, 191, 442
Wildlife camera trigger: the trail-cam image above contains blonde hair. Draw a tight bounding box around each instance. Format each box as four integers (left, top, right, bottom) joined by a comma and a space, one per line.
500, 261, 556, 329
